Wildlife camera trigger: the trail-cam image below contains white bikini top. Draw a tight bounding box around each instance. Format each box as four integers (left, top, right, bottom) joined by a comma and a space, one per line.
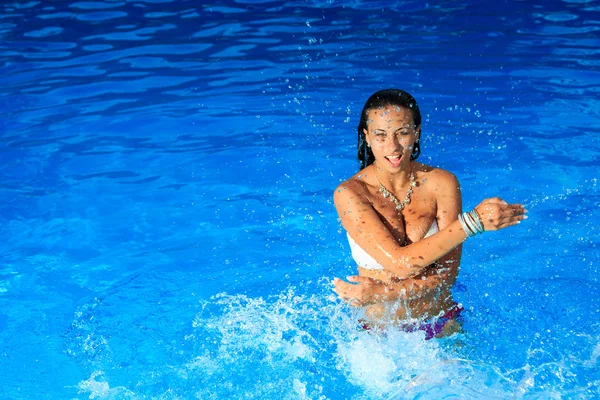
347, 220, 439, 271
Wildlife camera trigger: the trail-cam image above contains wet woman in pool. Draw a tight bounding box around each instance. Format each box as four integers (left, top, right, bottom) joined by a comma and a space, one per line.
332, 89, 527, 338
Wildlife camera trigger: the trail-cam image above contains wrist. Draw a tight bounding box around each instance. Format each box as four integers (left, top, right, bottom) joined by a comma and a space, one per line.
458, 210, 484, 238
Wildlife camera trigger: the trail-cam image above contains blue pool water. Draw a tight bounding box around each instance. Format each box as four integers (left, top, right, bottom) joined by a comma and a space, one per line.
2, 0, 600, 398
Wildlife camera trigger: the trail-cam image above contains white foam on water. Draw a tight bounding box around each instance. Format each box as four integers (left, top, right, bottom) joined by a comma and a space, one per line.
588, 342, 600, 366
67, 282, 600, 399
337, 328, 443, 396
76, 371, 139, 400
403, 359, 519, 399
187, 287, 467, 398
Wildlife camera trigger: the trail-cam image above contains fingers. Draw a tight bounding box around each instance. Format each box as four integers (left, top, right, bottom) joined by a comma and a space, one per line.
498, 204, 528, 220
346, 275, 378, 284
496, 206, 526, 222
497, 213, 528, 229
331, 276, 391, 306
348, 299, 361, 307
331, 277, 358, 301
504, 204, 526, 214
475, 200, 528, 231
331, 276, 376, 307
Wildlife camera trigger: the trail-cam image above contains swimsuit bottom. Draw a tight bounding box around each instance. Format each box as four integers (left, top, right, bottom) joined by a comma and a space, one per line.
359, 303, 464, 340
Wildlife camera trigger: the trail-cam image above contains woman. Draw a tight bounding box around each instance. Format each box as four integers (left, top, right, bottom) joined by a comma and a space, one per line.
332, 89, 527, 338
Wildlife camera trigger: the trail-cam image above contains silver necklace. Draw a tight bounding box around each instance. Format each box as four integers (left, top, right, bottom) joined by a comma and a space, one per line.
376, 173, 416, 212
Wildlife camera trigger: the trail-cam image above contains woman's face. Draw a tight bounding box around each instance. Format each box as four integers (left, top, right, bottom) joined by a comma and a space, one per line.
364, 106, 420, 172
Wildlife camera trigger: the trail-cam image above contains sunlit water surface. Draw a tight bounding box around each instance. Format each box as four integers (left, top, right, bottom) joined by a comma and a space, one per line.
1, 0, 600, 398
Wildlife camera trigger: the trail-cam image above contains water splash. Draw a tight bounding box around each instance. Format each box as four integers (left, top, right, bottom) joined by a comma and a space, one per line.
186, 287, 463, 399
65, 278, 600, 399
76, 371, 138, 400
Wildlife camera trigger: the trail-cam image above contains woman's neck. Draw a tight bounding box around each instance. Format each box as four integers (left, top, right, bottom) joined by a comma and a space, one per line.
373, 162, 414, 195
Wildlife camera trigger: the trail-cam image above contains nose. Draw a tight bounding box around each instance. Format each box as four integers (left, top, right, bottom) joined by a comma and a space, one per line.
385, 133, 403, 150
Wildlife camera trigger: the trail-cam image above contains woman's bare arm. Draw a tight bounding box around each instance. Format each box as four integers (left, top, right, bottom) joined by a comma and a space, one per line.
333, 171, 462, 304
334, 172, 525, 280
429, 169, 462, 287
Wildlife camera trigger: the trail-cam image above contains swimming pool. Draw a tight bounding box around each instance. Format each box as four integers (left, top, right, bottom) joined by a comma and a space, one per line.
1, 0, 599, 398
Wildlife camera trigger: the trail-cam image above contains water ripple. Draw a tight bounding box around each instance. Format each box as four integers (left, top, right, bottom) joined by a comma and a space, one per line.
69, 2, 126, 10
36, 12, 76, 19
23, 26, 64, 37
82, 23, 177, 41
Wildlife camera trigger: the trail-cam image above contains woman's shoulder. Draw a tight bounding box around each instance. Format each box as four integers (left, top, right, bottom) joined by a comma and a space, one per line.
414, 163, 461, 206
414, 162, 460, 187
333, 167, 374, 203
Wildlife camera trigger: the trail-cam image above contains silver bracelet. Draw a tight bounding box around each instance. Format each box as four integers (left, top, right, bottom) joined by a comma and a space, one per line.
458, 213, 474, 237
469, 210, 484, 233
459, 210, 484, 238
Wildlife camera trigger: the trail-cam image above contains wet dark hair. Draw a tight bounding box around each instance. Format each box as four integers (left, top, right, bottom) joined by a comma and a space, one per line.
357, 89, 422, 170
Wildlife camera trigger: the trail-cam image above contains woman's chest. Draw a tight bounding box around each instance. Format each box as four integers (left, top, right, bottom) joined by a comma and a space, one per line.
372, 191, 437, 244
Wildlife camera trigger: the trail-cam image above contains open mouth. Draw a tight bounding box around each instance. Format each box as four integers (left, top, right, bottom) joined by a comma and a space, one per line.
385, 155, 402, 167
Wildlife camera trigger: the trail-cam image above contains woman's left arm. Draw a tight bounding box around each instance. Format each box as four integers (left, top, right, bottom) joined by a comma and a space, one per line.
428, 169, 463, 288
333, 169, 462, 305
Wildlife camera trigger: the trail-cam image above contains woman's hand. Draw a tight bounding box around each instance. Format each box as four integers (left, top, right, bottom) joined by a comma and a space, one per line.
332, 276, 389, 306
474, 197, 527, 231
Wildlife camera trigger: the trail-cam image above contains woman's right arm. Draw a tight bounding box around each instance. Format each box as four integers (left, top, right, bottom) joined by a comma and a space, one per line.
334, 182, 526, 280
333, 266, 454, 306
